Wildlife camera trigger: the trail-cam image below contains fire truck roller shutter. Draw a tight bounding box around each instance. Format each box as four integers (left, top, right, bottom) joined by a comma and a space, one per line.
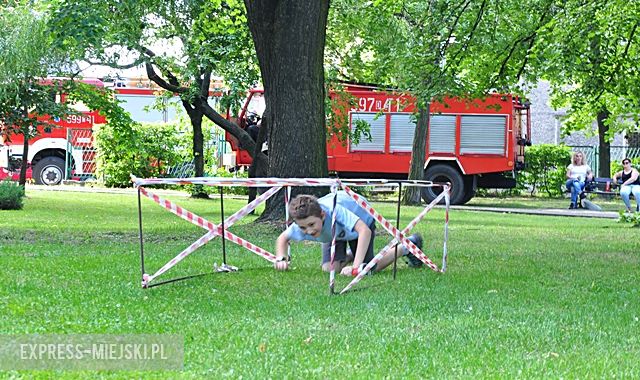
421, 163, 467, 205
33, 156, 65, 186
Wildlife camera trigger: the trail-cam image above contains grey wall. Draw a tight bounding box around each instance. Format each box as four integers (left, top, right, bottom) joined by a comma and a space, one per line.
526, 81, 626, 147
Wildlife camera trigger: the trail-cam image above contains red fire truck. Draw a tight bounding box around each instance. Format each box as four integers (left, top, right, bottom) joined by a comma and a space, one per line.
0, 79, 181, 185
226, 86, 531, 204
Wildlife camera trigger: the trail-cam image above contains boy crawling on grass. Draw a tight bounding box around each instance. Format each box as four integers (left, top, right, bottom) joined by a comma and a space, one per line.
274, 191, 423, 276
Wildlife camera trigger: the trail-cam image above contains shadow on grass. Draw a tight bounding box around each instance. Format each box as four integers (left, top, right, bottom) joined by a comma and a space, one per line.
146, 271, 217, 288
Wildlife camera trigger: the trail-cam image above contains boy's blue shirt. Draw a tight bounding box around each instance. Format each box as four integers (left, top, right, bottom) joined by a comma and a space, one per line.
286, 191, 374, 243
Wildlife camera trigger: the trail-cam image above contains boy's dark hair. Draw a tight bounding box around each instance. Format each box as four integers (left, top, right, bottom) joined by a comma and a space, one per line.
289, 195, 322, 220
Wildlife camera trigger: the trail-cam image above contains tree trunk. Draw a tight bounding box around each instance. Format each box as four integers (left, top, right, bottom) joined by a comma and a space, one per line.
181, 97, 208, 198
247, 110, 270, 209
192, 112, 204, 177
191, 109, 209, 198
245, 0, 330, 221
18, 106, 30, 186
19, 132, 29, 186
402, 104, 429, 205
597, 109, 610, 178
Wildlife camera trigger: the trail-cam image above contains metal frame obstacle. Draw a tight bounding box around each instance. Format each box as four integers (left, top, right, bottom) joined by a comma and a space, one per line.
131, 176, 450, 294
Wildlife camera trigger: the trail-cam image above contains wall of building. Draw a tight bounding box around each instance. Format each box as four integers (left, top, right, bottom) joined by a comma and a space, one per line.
526, 81, 626, 147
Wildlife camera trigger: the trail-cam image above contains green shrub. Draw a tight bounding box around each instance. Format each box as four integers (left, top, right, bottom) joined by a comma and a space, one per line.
94, 113, 224, 189
618, 210, 640, 227
520, 144, 572, 197
0, 180, 25, 210
94, 122, 184, 187
204, 167, 249, 196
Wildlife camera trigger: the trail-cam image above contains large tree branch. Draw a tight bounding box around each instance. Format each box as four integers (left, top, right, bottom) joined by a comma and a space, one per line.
200, 70, 212, 99
85, 58, 142, 70
491, 0, 554, 88
596, 21, 639, 101
588, 21, 638, 104
199, 96, 260, 155
440, 0, 473, 58
441, 0, 486, 73
145, 62, 188, 93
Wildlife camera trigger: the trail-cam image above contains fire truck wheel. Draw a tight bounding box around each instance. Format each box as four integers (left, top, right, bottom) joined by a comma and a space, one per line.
33, 157, 65, 186
421, 164, 465, 205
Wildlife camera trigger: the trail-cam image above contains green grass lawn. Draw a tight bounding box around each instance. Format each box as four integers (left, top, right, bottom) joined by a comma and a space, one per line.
1, 189, 638, 378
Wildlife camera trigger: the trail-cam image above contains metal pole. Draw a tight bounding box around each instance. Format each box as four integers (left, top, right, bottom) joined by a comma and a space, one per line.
393, 182, 402, 280
329, 188, 338, 295
219, 186, 227, 265
137, 188, 145, 284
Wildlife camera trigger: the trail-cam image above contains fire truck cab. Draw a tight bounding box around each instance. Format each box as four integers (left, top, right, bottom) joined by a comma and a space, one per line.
0, 78, 107, 185
226, 85, 531, 204
0, 78, 186, 185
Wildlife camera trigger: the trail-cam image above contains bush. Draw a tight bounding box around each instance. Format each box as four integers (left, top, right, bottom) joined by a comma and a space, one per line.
94, 114, 223, 189
204, 167, 249, 196
520, 144, 572, 197
618, 211, 640, 227
0, 180, 25, 210
94, 122, 184, 187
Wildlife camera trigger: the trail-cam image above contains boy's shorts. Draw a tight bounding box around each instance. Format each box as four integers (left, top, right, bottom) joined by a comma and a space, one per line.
321, 224, 375, 265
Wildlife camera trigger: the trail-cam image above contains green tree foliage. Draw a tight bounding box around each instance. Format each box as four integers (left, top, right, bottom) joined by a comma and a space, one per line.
49, 0, 262, 195
328, 0, 555, 103
0, 3, 136, 187
328, 0, 639, 198
533, 0, 640, 137
530, 0, 640, 177
0, 4, 76, 185
327, 0, 556, 203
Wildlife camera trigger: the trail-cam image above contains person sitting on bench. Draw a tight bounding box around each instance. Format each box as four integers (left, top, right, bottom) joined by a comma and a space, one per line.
566, 151, 593, 209
612, 158, 640, 213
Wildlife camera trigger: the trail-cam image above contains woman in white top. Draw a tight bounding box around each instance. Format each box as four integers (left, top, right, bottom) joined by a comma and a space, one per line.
566, 151, 593, 209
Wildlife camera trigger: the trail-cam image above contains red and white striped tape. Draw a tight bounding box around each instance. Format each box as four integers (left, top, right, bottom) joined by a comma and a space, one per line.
139, 185, 281, 287
134, 175, 450, 290
131, 175, 444, 189
339, 188, 448, 294
341, 184, 440, 271
329, 190, 338, 293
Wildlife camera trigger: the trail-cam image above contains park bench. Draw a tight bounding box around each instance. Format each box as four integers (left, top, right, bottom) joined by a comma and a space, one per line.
583, 177, 618, 196
568, 177, 635, 211
562, 178, 620, 210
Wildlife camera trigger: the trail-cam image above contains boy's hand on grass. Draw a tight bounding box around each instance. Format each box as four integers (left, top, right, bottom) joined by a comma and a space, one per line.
274, 259, 289, 271
340, 265, 354, 276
